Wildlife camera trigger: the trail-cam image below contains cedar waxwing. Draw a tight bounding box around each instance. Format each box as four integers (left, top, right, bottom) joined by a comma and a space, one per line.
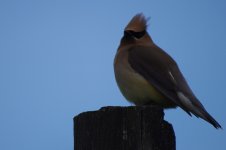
114, 13, 221, 129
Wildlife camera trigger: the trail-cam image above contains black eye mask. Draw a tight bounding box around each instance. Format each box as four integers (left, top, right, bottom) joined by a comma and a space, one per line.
124, 30, 146, 39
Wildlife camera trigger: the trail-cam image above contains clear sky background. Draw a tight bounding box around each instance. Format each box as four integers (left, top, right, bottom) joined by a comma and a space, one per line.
0, 0, 225, 150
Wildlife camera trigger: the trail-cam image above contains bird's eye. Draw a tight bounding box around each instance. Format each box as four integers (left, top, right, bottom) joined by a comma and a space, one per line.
125, 30, 146, 39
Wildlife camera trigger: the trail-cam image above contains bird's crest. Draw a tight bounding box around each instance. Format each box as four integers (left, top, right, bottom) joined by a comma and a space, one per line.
125, 13, 148, 32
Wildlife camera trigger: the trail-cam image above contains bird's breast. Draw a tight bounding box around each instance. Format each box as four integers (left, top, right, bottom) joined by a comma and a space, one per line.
114, 50, 165, 105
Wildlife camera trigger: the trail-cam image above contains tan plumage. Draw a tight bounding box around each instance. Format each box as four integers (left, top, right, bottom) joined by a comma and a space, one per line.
114, 13, 221, 129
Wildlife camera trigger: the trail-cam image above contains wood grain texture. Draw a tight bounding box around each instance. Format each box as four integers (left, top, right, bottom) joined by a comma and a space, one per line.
74, 106, 175, 150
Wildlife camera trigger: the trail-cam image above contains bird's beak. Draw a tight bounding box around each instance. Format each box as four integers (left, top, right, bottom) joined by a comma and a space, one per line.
123, 30, 134, 39
124, 30, 131, 36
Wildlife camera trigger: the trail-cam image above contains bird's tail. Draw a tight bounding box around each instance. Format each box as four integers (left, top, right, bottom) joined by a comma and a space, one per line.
177, 92, 222, 129
193, 105, 222, 129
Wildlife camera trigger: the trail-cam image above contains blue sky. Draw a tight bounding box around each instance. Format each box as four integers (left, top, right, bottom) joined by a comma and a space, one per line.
0, 0, 225, 150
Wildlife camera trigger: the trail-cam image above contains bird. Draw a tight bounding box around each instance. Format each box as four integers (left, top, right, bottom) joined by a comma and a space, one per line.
114, 13, 221, 129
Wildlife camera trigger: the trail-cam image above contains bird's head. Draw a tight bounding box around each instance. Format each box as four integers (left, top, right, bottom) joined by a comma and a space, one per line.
120, 13, 153, 46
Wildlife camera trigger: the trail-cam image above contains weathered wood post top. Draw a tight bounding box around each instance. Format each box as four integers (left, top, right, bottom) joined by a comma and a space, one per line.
74, 106, 176, 150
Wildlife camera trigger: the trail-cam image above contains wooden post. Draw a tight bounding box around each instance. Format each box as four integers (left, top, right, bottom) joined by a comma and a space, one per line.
74, 106, 176, 150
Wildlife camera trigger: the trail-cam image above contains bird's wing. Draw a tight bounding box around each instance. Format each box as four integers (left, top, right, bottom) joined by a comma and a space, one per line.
128, 45, 221, 128
128, 45, 189, 110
